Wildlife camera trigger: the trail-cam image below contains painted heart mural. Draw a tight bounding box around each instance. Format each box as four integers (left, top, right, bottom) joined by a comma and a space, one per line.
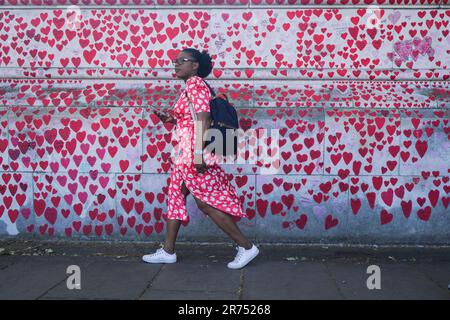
0, 6, 449, 243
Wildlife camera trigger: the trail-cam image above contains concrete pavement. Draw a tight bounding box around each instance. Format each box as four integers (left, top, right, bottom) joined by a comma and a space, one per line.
0, 239, 449, 300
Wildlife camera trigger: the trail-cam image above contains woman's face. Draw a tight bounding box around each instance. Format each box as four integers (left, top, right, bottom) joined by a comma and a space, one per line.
173, 52, 199, 81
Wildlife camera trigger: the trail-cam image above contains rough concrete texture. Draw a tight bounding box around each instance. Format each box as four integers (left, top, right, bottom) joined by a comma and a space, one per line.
0, 240, 449, 300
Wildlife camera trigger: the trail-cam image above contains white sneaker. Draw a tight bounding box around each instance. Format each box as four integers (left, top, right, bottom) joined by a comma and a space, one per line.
142, 248, 177, 264
227, 244, 259, 269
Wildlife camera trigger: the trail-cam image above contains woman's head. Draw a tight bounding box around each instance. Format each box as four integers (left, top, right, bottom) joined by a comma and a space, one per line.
173, 48, 213, 81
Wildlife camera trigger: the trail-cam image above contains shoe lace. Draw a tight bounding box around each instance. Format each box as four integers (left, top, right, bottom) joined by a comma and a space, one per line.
234, 247, 245, 262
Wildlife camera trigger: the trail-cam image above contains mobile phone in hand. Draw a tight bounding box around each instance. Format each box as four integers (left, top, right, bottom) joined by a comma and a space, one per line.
148, 106, 161, 113
149, 106, 170, 116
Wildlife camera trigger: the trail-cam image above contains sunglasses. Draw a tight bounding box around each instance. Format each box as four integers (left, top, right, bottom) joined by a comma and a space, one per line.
172, 58, 197, 65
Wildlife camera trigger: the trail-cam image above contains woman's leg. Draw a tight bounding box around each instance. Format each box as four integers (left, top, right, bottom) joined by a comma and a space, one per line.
193, 197, 252, 249
163, 182, 190, 254
163, 219, 181, 254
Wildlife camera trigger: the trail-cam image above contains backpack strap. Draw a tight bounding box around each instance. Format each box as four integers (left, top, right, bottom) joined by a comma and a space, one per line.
202, 79, 216, 96
214, 92, 229, 102
202, 79, 228, 101
185, 91, 197, 122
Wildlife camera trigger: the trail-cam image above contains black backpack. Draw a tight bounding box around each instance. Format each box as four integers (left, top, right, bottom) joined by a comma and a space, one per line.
186, 80, 239, 158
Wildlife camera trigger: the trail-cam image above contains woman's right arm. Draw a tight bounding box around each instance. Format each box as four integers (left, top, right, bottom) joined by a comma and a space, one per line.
153, 109, 176, 124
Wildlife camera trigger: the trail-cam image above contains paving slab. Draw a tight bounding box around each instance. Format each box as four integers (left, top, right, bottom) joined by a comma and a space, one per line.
1, 240, 449, 300
0, 256, 93, 300
413, 262, 450, 293
325, 261, 450, 300
40, 258, 162, 300
149, 263, 242, 294
241, 261, 344, 300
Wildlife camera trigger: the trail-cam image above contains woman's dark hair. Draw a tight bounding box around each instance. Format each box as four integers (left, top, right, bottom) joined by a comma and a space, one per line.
182, 48, 213, 78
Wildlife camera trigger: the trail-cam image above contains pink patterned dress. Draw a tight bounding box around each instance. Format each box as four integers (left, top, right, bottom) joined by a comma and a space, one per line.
164, 75, 246, 222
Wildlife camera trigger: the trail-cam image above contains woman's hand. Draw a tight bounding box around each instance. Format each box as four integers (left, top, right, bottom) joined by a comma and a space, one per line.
152, 109, 176, 124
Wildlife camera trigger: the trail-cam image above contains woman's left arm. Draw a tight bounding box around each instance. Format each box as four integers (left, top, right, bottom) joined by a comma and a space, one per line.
193, 111, 211, 172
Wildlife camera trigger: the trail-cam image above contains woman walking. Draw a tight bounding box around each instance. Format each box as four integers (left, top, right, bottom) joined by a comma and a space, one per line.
142, 48, 259, 269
